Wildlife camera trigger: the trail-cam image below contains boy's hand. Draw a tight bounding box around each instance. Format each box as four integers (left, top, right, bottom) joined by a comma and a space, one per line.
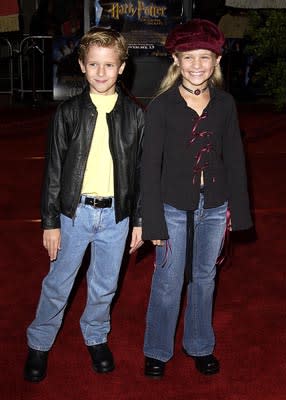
43, 229, 61, 261
129, 227, 143, 254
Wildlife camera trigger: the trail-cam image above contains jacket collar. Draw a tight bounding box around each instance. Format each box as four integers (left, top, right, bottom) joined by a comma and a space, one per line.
80, 84, 124, 111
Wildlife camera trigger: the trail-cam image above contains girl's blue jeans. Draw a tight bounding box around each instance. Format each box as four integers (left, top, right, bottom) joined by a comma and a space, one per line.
27, 199, 129, 351
144, 194, 227, 361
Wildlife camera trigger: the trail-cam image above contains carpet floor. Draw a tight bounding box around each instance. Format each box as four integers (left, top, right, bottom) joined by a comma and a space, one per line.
0, 102, 285, 400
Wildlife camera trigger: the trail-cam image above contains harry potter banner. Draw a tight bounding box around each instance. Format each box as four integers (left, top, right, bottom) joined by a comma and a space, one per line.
91, 0, 183, 53
53, 0, 183, 100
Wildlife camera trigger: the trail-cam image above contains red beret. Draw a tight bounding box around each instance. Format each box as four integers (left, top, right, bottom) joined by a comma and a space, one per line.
165, 19, 225, 55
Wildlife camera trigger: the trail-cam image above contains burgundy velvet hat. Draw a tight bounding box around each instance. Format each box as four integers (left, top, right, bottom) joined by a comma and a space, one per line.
165, 19, 225, 55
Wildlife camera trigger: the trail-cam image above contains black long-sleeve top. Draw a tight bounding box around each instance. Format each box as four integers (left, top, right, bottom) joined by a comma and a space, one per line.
141, 84, 252, 240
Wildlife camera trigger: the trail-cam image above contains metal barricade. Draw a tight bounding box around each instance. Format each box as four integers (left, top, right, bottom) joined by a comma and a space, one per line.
0, 37, 13, 98
18, 35, 53, 101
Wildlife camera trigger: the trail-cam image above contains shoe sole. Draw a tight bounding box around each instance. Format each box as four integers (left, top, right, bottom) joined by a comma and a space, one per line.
196, 367, 220, 375
24, 373, 46, 383
92, 365, 115, 373
144, 372, 164, 379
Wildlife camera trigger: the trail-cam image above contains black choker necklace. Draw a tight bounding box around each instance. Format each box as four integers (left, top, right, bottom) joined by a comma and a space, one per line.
181, 83, 208, 96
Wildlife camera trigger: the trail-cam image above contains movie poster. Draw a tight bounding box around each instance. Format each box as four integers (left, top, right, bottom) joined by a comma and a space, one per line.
91, 0, 183, 54
53, 0, 183, 100
53, 34, 84, 100
50, 0, 85, 100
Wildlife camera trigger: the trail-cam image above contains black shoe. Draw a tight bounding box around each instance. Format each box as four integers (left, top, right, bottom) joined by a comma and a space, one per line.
24, 347, 49, 382
87, 343, 115, 373
192, 354, 220, 375
182, 348, 219, 375
144, 357, 165, 378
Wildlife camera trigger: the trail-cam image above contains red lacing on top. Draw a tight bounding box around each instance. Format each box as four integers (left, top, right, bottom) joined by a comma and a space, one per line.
189, 112, 214, 184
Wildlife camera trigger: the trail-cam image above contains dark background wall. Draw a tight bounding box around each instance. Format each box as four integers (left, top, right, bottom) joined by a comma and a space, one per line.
8, 1, 229, 104
127, 0, 227, 103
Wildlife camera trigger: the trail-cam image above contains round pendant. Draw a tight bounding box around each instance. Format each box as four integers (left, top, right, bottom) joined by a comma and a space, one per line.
194, 89, 201, 96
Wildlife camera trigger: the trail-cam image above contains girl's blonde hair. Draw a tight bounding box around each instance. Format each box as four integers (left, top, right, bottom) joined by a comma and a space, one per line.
78, 27, 128, 64
157, 53, 223, 96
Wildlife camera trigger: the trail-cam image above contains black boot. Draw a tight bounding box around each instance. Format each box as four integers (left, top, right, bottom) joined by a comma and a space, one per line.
24, 347, 49, 382
87, 343, 115, 373
144, 357, 165, 378
192, 354, 220, 375
183, 347, 220, 375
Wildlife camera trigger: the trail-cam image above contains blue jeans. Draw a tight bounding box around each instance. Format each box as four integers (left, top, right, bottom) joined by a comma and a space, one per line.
27, 199, 129, 351
144, 194, 227, 361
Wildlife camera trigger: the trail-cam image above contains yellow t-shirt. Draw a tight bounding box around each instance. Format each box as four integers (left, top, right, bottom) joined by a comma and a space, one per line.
81, 92, 118, 197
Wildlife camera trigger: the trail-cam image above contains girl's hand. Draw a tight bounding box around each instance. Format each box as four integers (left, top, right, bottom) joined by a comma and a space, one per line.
152, 240, 165, 246
129, 227, 144, 254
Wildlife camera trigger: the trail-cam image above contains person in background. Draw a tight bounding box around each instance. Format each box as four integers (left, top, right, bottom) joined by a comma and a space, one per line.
141, 19, 252, 378
24, 27, 144, 382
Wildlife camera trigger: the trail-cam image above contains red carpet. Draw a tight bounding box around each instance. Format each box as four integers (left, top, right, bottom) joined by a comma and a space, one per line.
0, 102, 285, 400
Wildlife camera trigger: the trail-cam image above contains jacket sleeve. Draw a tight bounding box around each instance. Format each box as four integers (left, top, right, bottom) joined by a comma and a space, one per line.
41, 104, 69, 229
131, 105, 144, 227
223, 97, 253, 231
141, 98, 169, 240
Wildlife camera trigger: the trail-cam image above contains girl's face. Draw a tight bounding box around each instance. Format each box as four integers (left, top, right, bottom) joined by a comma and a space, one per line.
173, 49, 221, 89
79, 45, 125, 95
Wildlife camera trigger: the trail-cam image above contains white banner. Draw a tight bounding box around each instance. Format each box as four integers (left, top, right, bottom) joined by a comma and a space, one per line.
226, 0, 286, 8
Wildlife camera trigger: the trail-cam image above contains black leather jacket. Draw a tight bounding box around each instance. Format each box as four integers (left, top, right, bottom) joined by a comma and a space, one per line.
41, 87, 144, 229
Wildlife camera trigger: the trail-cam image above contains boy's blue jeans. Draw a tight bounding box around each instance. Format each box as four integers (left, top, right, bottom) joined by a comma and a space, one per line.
27, 199, 129, 351
144, 194, 227, 362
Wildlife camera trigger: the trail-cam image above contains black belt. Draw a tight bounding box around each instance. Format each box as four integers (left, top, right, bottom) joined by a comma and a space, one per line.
80, 196, 112, 208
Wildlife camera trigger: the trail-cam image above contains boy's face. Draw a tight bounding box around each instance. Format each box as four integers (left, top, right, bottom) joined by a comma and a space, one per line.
79, 45, 125, 95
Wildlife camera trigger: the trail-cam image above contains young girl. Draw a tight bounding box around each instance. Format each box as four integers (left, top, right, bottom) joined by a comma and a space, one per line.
141, 19, 252, 378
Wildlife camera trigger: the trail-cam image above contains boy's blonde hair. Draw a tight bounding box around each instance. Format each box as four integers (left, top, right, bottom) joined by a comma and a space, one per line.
157, 53, 223, 96
78, 27, 128, 64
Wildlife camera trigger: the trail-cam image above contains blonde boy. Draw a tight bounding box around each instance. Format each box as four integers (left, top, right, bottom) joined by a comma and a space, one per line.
24, 27, 144, 382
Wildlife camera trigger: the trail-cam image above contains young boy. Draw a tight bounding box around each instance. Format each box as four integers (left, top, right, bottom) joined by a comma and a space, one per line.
24, 27, 144, 382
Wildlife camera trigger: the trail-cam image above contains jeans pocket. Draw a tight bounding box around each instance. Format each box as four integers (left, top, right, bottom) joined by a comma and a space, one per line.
155, 240, 172, 268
